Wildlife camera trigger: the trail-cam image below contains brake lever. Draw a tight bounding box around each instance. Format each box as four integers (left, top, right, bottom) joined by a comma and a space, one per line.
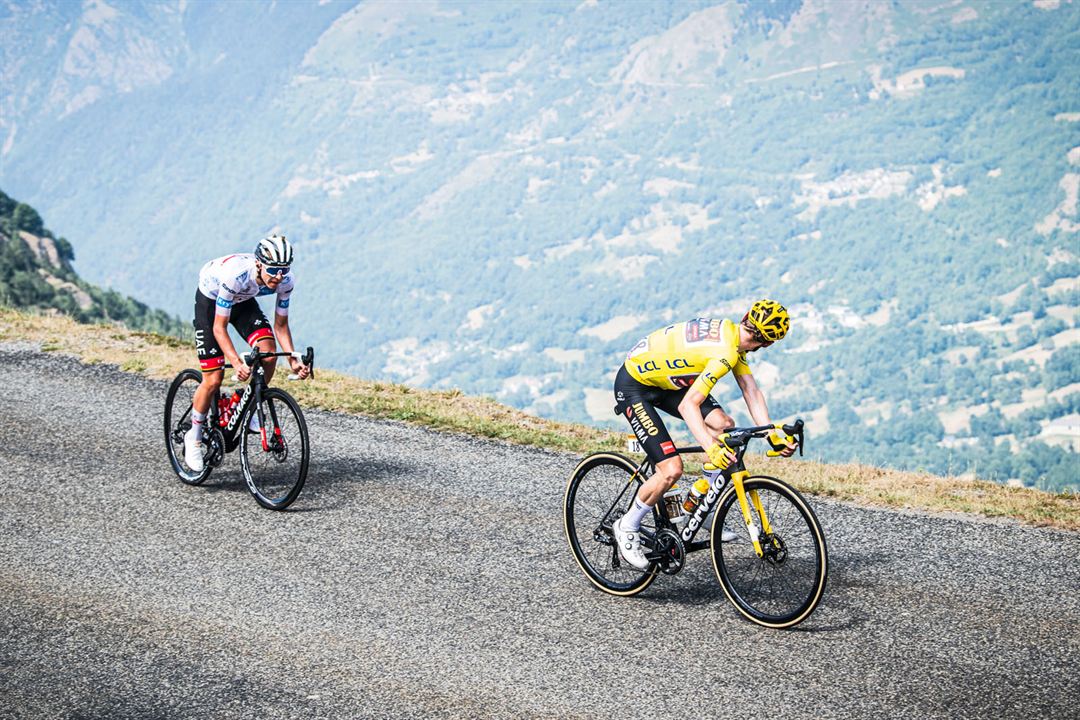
793, 419, 804, 456
303, 346, 315, 380
767, 419, 804, 457
287, 348, 315, 381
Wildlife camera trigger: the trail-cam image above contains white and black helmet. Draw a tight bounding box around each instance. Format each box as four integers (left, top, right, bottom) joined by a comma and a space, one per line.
254, 234, 293, 267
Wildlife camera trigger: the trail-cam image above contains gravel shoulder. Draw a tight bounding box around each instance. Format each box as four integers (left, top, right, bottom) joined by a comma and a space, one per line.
1, 347, 1077, 719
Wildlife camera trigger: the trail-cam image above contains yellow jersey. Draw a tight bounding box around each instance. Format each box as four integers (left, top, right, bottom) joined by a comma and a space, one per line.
624, 318, 751, 396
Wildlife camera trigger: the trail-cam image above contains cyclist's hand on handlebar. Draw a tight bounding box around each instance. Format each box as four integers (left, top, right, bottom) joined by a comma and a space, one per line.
706, 438, 737, 470
233, 360, 252, 382
767, 429, 797, 458
288, 355, 311, 380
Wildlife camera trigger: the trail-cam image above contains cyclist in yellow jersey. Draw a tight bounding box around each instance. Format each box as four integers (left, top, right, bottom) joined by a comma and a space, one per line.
612, 299, 798, 570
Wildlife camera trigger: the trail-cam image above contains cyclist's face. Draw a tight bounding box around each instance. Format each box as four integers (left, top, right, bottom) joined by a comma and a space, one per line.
747, 336, 772, 352
746, 329, 773, 352
260, 264, 288, 287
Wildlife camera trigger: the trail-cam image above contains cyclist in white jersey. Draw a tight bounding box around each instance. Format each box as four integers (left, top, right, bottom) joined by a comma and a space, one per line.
184, 235, 310, 471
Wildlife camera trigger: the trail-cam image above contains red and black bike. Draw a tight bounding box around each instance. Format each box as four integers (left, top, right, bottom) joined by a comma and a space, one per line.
164, 348, 314, 510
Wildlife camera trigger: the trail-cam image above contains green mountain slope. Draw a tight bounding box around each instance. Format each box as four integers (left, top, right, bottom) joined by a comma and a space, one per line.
0, 190, 185, 336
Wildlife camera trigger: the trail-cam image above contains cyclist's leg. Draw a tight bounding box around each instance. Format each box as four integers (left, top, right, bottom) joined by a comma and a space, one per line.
612, 368, 685, 568
231, 299, 277, 382
187, 291, 224, 469
614, 367, 685, 506
655, 392, 737, 539
702, 405, 735, 443
697, 401, 739, 540
654, 388, 733, 445
228, 299, 276, 431
192, 291, 225, 417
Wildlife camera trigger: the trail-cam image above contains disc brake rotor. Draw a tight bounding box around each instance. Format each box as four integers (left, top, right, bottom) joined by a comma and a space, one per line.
762, 533, 788, 566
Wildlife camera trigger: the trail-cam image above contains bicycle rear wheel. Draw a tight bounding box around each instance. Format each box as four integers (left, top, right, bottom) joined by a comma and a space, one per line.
711, 476, 827, 629
163, 369, 212, 485
239, 387, 309, 510
563, 453, 658, 596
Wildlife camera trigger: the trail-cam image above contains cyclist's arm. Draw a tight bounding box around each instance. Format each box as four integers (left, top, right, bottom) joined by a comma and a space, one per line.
734, 371, 772, 426
735, 372, 796, 455
273, 313, 296, 355
680, 357, 733, 446
272, 281, 297, 354
274, 306, 308, 379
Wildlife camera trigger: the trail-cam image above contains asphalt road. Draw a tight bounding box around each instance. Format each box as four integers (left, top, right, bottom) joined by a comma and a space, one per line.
1, 345, 1077, 719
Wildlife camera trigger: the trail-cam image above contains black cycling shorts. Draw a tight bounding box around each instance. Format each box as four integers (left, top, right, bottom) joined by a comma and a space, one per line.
193, 290, 274, 373
613, 364, 723, 465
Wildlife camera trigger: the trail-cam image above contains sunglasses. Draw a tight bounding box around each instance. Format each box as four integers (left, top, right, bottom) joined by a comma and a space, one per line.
263, 265, 290, 277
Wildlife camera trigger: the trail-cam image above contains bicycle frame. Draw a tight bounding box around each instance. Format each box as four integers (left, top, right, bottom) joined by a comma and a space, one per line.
205, 348, 310, 455
619, 421, 803, 560
211, 368, 268, 454
617, 448, 730, 557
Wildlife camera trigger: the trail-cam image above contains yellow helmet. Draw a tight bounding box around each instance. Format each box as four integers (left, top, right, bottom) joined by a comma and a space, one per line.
745, 299, 790, 342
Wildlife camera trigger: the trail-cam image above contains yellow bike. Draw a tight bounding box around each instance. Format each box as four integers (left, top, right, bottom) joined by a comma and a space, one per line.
563, 420, 827, 629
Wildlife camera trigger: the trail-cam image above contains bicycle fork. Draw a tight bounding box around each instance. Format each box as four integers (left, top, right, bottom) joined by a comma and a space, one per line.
731, 470, 773, 558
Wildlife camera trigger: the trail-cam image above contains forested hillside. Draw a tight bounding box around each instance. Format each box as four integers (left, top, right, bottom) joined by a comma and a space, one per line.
0, 190, 185, 336
1, 1, 1076, 490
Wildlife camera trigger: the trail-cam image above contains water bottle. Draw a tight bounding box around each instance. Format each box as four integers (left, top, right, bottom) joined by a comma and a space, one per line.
217, 392, 231, 426
219, 390, 241, 426
662, 486, 688, 523
682, 477, 711, 513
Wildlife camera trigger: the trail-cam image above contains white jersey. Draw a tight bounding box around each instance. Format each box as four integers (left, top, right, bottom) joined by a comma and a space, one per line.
197, 253, 294, 318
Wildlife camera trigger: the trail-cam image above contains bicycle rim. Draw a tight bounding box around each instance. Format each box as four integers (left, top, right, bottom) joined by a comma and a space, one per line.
164, 369, 211, 485
240, 388, 309, 510
711, 476, 827, 628
563, 453, 658, 596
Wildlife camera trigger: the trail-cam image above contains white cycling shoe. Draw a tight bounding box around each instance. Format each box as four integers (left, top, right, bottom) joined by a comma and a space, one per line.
183, 426, 204, 472
612, 517, 650, 571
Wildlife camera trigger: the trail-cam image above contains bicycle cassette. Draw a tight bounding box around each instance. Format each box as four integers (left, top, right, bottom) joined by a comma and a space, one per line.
206, 428, 226, 468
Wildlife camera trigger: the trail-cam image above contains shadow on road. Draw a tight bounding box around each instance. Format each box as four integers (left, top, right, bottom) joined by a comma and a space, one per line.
178, 454, 415, 511
618, 550, 882, 634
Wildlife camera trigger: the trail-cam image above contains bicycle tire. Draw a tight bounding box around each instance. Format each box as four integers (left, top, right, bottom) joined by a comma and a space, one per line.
239, 387, 309, 510
564, 452, 658, 596
710, 475, 827, 629
163, 369, 212, 486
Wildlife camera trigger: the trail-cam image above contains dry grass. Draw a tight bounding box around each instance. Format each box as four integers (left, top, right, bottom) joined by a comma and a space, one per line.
3, 305, 1077, 531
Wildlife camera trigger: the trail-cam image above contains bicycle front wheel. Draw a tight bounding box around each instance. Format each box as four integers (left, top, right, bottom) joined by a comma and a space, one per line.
239, 387, 309, 510
711, 476, 827, 629
164, 369, 212, 485
563, 453, 658, 596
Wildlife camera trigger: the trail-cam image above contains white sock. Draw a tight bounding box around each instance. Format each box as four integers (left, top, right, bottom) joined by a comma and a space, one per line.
191, 410, 206, 440
623, 497, 653, 531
